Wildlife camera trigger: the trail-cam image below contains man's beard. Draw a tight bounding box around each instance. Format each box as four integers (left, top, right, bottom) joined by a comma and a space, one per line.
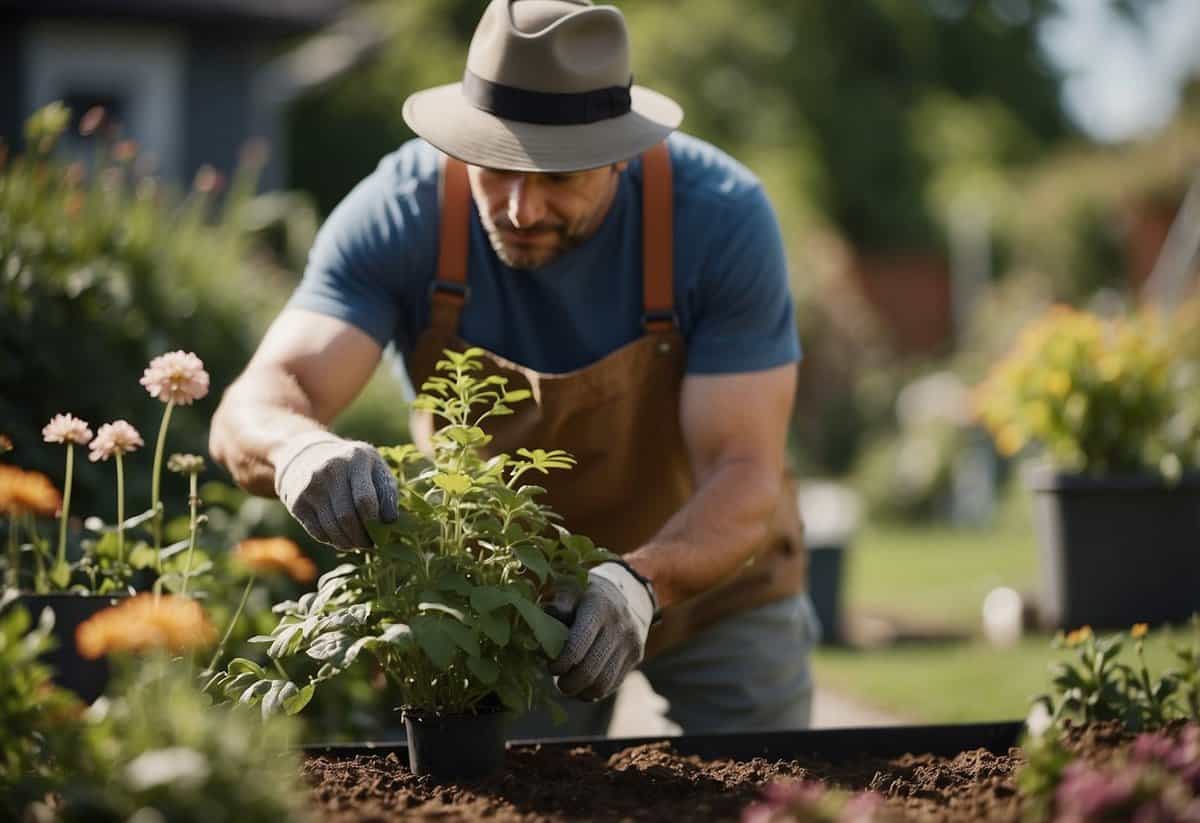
485, 220, 583, 270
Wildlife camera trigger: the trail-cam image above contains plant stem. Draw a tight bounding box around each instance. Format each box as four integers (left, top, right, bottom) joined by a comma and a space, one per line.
180, 472, 199, 596
272, 657, 290, 681
116, 453, 126, 569
56, 444, 74, 568
6, 515, 18, 588
150, 400, 175, 572
29, 514, 46, 593
205, 574, 255, 675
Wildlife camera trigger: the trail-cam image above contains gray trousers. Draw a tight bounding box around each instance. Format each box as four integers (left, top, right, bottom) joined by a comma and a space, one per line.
506, 592, 821, 739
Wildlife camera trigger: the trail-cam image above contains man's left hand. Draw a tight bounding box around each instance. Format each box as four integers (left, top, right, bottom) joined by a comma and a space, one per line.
549, 562, 656, 701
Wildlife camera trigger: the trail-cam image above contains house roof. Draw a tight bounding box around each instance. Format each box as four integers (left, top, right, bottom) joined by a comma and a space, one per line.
1, 0, 349, 35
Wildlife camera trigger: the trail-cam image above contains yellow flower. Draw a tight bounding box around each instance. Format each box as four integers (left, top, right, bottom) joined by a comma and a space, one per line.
1064, 625, 1093, 647
76, 594, 216, 659
234, 537, 317, 583
1043, 370, 1071, 399
1131, 623, 1149, 639
996, 424, 1026, 457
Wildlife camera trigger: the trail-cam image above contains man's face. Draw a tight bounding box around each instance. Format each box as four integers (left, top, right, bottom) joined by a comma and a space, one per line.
468, 162, 627, 270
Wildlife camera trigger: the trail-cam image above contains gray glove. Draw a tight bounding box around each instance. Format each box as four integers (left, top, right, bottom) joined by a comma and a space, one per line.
272, 430, 399, 549
549, 561, 657, 701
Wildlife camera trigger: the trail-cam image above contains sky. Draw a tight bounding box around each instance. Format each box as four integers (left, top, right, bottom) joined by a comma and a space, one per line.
1039, 0, 1200, 142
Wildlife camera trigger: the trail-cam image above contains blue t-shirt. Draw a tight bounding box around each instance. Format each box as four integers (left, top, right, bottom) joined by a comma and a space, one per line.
287, 132, 800, 377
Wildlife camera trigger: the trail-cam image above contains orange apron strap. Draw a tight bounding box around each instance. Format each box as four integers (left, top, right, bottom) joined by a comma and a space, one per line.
430, 156, 471, 333
641, 142, 675, 333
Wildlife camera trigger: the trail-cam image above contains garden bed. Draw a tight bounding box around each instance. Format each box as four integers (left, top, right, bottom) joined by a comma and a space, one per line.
304, 722, 1047, 821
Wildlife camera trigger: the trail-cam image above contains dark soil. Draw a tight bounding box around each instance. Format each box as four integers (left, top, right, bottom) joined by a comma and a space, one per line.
303, 723, 1136, 822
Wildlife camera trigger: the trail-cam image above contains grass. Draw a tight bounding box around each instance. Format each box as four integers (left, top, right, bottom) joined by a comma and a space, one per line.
843, 488, 1038, 628
814, 632, 1184, 724
811, 485, 1194, 723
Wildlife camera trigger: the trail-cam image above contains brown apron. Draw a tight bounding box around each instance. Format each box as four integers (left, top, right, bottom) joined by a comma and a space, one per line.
403, 143, 807, 658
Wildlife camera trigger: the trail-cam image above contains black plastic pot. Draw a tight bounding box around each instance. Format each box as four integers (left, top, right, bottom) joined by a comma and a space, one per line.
1029, 468, 1200, 630
402, 704, 508, 780
17, 593, 125, 703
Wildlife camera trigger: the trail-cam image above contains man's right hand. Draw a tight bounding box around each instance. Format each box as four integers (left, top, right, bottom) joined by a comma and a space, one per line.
271, 430, 399, 549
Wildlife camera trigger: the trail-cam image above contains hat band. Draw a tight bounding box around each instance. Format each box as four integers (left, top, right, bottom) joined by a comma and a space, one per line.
462, 69, 632, 125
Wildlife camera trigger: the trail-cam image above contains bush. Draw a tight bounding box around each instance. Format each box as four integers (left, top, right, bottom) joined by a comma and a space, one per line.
0, 104, 293, 522
973, 305, 1200, 477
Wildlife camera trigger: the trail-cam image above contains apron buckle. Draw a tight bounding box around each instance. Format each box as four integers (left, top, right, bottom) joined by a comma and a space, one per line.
429, 279, 472, 305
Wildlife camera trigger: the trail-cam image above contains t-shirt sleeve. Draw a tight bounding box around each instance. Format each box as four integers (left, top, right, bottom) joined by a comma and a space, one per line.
685, 185, 801, 374
286, 162, 425, 352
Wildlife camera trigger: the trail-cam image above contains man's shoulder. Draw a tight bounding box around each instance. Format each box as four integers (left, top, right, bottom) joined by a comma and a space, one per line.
661, 132, 766, 208
373, 138, 443, 189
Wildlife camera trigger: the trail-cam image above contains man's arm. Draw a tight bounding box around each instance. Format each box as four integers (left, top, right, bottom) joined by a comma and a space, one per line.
622, 362, 797, 609
209, 308, 384, 497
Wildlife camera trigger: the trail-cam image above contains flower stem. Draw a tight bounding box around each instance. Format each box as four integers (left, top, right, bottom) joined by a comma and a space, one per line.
180, 472, 199, 596
57, 444, 74, 569
6, 515, 19, 588
205, 574, 255, 675
151, 400, 175, 572
29, 514, 46, 593
116, 452, 126, 568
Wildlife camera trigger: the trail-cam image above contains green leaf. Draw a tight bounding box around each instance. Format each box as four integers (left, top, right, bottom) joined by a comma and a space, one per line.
466, 655, 499, 685
268, 624, 305, 659
511, 598, 569, 658
227, 658, 268, 678
377, 623, 415, 648
306, 631, 354, 662
261, 680, 296, 717
434, 571, 473, 597
48, 561, 71, 589
410, 616, 456, 670
513, 545, 550, 582
503, 389, 531, 403
418, 601, 467, 622
433, 472, 472, 495
470, 585, 512, 613
284, 683, 315, 716
475, 609, 511, 647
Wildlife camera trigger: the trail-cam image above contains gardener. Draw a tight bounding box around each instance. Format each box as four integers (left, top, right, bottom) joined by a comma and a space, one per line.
210, 0, 818, 737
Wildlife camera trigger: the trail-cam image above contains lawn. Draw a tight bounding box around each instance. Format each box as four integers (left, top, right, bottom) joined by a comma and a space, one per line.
811, 484, 1192, 723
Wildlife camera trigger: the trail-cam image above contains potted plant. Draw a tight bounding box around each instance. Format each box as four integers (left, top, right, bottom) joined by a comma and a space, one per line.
207, 348, 615, 779
1, 352, 214, 702
974, 305, 1200, 629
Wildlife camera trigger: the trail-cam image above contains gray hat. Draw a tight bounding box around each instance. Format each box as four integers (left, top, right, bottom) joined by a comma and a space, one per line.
402, 0, 683, 172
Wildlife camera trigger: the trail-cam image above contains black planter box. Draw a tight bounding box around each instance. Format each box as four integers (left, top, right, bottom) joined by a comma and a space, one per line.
1030, 469, 1200, 630
305, 720, 1024, 766
17, 593, 124, 703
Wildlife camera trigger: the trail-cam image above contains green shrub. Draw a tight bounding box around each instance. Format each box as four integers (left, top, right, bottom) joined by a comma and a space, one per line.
0, 104, 292, 522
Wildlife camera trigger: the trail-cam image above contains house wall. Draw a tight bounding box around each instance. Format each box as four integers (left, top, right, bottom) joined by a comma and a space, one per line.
183, 32, 282, 190
22, 21, 186, 180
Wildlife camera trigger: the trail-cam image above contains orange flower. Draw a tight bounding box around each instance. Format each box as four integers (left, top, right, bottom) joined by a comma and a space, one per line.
0, 464, 62, 518
1131, 623, 1149, 640
1064, 625, 1093, 647
234, 537, 317, 583
76, 594, 216, 659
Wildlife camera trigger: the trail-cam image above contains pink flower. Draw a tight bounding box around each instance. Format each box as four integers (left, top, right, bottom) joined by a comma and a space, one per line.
140, 351, 210, 406
89, 421, 143, 462
42, 413, 94, 445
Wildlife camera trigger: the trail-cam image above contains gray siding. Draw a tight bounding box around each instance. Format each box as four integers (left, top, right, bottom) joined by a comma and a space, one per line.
183, 33, 259, 188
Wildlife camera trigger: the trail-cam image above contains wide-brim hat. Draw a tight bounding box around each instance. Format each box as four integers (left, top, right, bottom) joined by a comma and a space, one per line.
402, 0, 683, 173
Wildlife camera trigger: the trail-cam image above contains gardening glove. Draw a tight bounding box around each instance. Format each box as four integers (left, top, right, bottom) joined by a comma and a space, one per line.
272, 430, 399, 550
549, 561, 658, 701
